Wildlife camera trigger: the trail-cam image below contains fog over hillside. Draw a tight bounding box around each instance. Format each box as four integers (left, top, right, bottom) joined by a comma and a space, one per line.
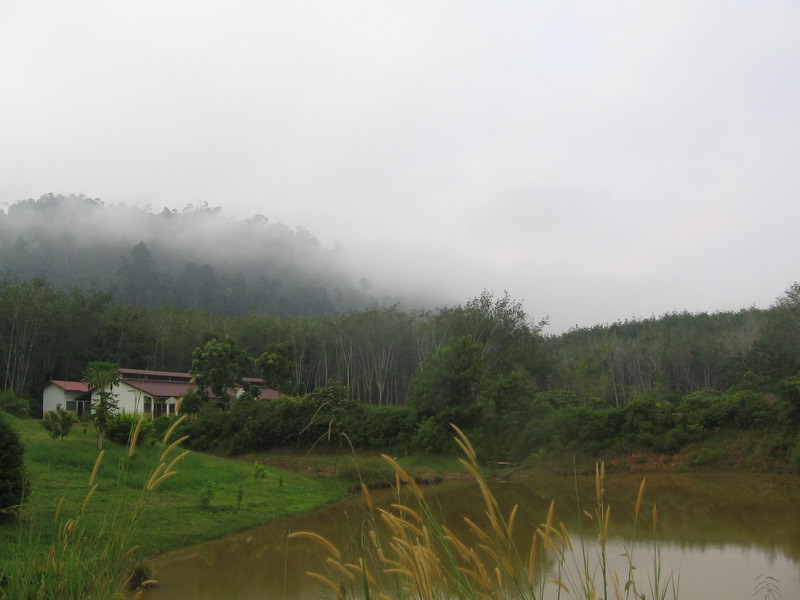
3, 4, 800, 331
0, 194, 437, 316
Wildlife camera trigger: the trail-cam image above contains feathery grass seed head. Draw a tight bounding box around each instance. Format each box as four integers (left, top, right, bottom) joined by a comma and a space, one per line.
88, 450, 105, 486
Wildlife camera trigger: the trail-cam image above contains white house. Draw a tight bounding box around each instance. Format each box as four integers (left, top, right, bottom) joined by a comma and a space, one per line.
44, 367, 279, 417
42, 380, 92, 416
105, 368, 195, 417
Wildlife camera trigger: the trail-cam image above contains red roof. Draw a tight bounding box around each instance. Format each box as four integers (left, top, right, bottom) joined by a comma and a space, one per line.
238, 377, 280, 399
122, 380, 280, 400
50, 380, 90, 393
119, 368, 193, 380
121, 379, 197, 398
48, 369, 280, 400
253, 387, 281, 400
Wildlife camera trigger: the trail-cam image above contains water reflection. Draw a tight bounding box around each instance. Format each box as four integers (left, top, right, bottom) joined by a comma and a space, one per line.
144, 473, 800, 600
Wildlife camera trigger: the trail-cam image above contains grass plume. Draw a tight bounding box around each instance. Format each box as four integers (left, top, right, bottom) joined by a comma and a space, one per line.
0, 417, 192, 599
295, 424, 676, 600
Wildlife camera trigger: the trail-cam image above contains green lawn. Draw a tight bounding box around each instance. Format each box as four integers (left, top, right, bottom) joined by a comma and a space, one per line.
1, 414, 347, 561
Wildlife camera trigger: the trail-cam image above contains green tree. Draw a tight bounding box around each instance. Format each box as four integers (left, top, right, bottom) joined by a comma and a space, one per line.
409, 336, 483, 423
255, 343, 295, 394
0, 412, 27, 512
83, 361, 121, 449
190, 337, 251, 409
0, 278, 59, 394
408, 336, 483, 452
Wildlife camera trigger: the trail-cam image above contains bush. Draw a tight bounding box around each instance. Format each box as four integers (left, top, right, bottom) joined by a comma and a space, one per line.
150, 415, 175, 440
688, 446, 726, 468
105, 413, 153, 446
412, 416, 456, 454
661, 427, 688, 454
0, 390, 31, 418
0, 413, 27, 512
41, 405, 76, 440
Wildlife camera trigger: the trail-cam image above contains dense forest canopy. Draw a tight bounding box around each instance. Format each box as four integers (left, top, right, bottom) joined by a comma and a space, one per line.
2, 194, 800, 464
0, 194, 378, 316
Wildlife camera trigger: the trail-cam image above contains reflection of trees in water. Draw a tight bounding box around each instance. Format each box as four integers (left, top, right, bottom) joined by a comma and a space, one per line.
149, 473, 800, 600
480, 473, 800, 563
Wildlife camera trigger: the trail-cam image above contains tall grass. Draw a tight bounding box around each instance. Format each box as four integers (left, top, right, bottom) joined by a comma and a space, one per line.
0, 414, 190, 600
290, 425, 678, 600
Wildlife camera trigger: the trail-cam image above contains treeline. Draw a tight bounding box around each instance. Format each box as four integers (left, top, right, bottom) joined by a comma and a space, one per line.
545, 309, 767, 405
0, 194, 376, 317
2, 251, 800, 463
0, 278, 545, 409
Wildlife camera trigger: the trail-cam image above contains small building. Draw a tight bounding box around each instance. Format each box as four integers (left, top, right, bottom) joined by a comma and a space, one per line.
43, 367, 279, 417
113, 368, 196, 417
42, 380, 92, 416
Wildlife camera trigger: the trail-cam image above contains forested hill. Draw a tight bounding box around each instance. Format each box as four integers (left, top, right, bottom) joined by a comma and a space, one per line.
0, 194, 376, 316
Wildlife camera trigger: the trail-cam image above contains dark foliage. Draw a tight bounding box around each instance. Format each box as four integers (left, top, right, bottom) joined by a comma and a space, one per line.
181, 382, 411, 456
0, 413, 27, 512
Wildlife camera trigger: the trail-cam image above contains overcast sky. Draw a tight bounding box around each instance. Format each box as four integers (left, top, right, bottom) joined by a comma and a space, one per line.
2, 1, 799, 333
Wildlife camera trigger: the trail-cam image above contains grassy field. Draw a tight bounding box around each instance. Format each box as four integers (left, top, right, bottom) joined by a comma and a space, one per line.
1, 414, 347, 561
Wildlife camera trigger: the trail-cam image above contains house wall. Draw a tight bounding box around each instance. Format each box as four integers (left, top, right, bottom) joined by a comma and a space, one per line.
43, 385, 90, 416
92, 382, 145, 414
42, 385, 68, 413
90, 382, 178, 416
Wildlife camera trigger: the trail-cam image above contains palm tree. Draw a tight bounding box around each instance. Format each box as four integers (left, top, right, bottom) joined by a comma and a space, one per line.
83, 361, 121, 449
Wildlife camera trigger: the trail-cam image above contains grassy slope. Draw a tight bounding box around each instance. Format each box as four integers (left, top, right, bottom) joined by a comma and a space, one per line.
1, 415, 346, 561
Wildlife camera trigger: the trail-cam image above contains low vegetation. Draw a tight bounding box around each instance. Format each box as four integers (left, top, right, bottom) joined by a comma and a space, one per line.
0, 413, 345, 598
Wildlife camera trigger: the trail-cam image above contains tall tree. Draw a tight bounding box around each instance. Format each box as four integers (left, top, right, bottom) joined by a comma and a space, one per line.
83, 361, 120, 449
0, 278, 58, 394
409, 336, 483, 424
190, 337, 251, 409
255, 343, 295, 394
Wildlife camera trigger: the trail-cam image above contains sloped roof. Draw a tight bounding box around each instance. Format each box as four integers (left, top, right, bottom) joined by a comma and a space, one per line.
47, 368, 280, 401
119, 368, 193, 381
121, 379, 197, 399
249, 386, 280, 400
122, 377, 280, 401
241, 377, 281, 399
49, 380, 90, 393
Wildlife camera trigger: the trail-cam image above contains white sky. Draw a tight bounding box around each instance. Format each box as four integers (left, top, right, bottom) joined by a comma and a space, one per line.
2, 1, 799, 333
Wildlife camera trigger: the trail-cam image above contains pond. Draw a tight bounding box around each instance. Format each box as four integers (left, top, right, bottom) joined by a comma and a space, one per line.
143, 472, 800, 600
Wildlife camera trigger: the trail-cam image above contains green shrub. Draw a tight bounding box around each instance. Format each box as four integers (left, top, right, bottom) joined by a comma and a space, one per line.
0, 390, 31, 418
41, 405, 76, 440
661, 427, 688, 454
199, 481, 215, 509
412, 416, 455, 454
150, 415, 174, 439
0, 412, 27, 512
688, 446, 726, 468
105, 413, 153, 446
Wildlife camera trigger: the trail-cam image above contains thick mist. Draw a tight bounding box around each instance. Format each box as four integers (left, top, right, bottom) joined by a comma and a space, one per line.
0, 194, 429, 315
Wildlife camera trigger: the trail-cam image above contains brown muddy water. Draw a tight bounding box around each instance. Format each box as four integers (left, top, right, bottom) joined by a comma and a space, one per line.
143, 472, 800, 600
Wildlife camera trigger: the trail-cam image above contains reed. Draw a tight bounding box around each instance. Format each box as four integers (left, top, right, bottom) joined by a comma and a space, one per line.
293, 425, 678, 600
0, 415, 189, 600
